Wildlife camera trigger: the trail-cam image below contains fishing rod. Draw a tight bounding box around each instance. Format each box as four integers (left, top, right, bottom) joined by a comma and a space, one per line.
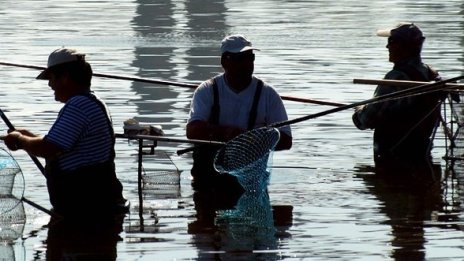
353, 78, 464, 89
271, 75, 464, 128
0, 109, 45, 175
0, 110, 58, 217
0, 61, 343, 107
177, 75, 464, 155
115, 133, 225, 146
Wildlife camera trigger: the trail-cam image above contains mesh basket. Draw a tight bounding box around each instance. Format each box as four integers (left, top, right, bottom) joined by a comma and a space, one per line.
214, 127, 280, 192
142, 169, 181, 198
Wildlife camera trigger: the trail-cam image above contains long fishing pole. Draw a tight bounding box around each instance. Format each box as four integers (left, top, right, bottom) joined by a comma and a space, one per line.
271, 75, 464, 128
115, 133, 225, 146
0, 61, 343, 106
353, 78, 464, 89
175, 75, 464, 155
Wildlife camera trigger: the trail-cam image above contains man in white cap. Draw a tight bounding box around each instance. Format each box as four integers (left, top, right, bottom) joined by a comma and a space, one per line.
3, 48, 126, 218
352, 23, 444, 169
186, 34, 292, 192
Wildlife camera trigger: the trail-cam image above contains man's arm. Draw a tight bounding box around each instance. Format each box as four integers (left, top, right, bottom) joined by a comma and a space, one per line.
4, 131, 63, 158
275, 131, 292, 151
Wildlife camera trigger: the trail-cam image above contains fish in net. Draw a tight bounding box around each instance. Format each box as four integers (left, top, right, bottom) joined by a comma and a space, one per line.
214, 127, 280, 192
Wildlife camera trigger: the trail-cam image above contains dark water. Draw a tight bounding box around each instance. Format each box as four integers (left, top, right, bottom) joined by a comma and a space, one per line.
0, 0, 463, 260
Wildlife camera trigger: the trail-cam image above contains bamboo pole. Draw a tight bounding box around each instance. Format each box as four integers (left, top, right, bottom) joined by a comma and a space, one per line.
353, 78, 464, 89
272, 75, 464, 128
115, 133, 225, 146
0, 61, 343, 106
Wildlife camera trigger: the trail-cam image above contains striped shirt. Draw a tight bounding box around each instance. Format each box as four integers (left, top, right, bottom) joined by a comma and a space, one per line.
44, 94, 114, 171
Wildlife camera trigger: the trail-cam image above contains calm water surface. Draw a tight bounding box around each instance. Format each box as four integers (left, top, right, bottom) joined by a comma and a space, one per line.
0, 1, 463, 260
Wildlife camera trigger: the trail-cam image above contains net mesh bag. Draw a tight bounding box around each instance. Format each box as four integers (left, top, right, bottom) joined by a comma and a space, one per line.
214, 127, 280, 192
0, 148, 26, 245
0, 149, 24, 213
215, 191, 277, 253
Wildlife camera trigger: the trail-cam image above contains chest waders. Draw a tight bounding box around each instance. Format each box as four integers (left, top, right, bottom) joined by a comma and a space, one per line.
45, 94, 125, 217
374, 64, 442, 164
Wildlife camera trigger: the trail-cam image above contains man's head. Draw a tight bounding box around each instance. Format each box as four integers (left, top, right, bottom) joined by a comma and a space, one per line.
37, 48, 93, 102
220, 35, 258, 88
377, 23, 425, 62
37, 47, 92, 85
220, 34, 259, 54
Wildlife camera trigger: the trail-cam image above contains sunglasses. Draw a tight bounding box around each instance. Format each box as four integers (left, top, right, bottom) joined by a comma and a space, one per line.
226, 53, 255, 62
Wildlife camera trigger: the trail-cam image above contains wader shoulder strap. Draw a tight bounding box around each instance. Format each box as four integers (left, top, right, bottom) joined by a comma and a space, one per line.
247, 79, 263, 130
87, 93, 116, 160
208, 77, 220, 124
208, 77, 263, 130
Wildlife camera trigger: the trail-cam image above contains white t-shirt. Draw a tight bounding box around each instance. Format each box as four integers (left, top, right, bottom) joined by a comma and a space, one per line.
188, 74, 292, 136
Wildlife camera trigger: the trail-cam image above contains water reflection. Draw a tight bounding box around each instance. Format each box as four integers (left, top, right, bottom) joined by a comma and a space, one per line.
130, 0, 228, 126
183, 0, 228, 81
45, 216, 124, 261
131, 0, 179, 124
354, 162, 459, 260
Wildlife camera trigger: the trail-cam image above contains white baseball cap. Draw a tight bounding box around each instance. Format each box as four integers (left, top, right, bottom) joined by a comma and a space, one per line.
36, 48, 86, 80
220, 34, 260, 54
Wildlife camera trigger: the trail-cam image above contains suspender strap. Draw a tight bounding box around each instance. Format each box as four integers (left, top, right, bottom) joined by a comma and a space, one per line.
208, 77, 263, 130
208, 77, 220, 125
247, 79, 263, 130
87, 93, 116, 161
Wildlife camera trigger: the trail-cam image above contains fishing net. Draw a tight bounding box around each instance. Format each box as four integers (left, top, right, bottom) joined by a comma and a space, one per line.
214, 127, 280, 192
0, 148, 26, 246
215, 191, 277, 253
0, 148, 24, 215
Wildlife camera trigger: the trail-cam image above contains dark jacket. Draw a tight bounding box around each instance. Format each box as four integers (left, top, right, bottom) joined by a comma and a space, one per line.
353, 57, 442, 164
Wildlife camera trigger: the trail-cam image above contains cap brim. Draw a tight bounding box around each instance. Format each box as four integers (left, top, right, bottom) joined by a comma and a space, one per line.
376, 29, 391, 37
224, 47, 260, 54
240, 46, 260, 52
36, 69, 50, 80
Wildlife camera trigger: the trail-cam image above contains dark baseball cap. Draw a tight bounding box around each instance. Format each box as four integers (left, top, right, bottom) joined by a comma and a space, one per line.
376, 22, 425, 45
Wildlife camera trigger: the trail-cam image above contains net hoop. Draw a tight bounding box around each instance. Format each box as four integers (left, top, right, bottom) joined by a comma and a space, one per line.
0, 148, 25, 215
214, 127, 280, 191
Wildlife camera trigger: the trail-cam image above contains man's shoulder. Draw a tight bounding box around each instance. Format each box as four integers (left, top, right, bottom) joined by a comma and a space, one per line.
195, 75, 223, 93
384, 69, 409, 80
64, 95, 102, 114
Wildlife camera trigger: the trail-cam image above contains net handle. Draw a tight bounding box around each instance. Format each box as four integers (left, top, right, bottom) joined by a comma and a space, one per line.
0, 109, 45, 176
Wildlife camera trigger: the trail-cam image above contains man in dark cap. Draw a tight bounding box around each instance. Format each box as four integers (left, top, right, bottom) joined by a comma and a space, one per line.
3, 48, 126, 218
352, 23, 444, 168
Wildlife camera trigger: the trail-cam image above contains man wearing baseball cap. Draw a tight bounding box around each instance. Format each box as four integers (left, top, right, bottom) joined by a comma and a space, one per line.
186, 34, 292, 194
3, 48, 127, 218
352, 23, 444, 170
